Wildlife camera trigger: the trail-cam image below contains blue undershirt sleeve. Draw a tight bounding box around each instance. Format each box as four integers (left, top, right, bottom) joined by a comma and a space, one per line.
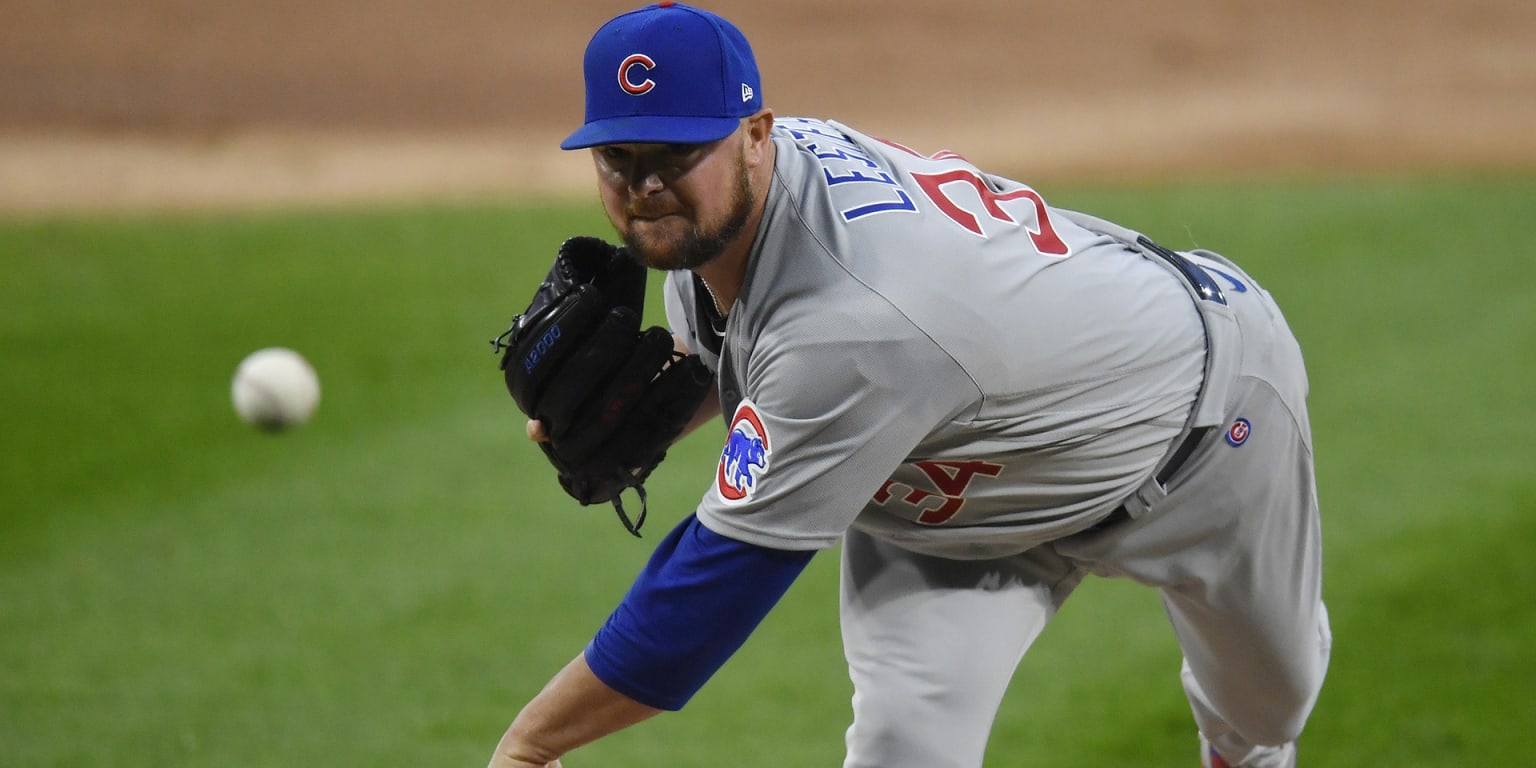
583, 513, 817, 711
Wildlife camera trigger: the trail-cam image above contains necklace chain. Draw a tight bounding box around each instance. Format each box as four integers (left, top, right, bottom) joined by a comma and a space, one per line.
700, 277, 727, 317
697, 275, 728, 337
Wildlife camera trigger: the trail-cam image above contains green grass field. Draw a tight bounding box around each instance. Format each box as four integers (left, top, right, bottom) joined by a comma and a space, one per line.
3, 174, 1533, 766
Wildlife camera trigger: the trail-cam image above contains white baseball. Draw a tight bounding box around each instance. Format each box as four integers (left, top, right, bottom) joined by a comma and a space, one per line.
231, 347, 321, 431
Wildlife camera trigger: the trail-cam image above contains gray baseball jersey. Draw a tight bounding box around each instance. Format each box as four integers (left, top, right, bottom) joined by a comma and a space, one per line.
662, 117, 1328, 767
664, 117, 1206, 558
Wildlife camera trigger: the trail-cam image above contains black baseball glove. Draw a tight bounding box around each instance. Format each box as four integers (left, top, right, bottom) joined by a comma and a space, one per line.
492, 237, 713, 536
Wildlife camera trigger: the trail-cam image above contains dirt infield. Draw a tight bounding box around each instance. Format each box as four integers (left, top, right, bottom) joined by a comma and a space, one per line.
4, 0, 1534, 213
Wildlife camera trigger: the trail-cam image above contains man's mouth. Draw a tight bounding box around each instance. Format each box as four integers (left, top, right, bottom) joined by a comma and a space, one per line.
629, 208, 682, 222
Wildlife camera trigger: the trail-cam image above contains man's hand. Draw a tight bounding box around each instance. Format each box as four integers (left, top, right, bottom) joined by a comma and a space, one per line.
487, 654, 662, 768
488, 757, 561, 768
526, 419, 550, 443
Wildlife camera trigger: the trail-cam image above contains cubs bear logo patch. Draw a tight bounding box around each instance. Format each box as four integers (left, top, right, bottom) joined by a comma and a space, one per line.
718, 399, 771, 503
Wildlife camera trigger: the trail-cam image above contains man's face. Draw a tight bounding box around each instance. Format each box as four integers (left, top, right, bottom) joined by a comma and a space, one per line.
591, 131, 754, 272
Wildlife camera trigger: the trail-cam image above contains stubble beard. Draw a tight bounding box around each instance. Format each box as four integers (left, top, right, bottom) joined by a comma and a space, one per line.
620, 154, 754, 273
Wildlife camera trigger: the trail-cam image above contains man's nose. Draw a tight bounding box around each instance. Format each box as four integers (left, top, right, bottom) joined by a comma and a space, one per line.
628, 168, 665, 195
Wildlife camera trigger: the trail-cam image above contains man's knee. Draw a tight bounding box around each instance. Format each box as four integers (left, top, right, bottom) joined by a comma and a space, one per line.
844, 692, 990, 768
1183, 638, 1328, 748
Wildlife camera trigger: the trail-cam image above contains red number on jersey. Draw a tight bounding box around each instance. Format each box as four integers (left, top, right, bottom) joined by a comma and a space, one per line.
873, 460, 1004, 525
874, 136, 1069, 255
910, 170, 1069, 254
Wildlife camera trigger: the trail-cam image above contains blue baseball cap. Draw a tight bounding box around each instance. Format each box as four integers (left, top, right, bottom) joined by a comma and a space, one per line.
560, 2, 763, 150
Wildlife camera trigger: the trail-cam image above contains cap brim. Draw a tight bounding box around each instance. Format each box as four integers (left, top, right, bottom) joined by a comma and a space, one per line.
560, 115, 743, 150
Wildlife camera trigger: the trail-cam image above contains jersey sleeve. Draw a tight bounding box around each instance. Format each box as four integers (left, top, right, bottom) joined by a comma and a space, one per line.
584, 513, 814, 711
698, 301, 977, 550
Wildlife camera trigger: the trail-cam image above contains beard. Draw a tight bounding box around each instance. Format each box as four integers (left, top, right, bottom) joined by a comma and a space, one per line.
619, 152, 754, 272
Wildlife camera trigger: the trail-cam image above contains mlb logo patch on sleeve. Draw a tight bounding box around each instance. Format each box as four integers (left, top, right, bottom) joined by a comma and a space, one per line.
718, 399, 772, 503
1225, 418, 1252, 447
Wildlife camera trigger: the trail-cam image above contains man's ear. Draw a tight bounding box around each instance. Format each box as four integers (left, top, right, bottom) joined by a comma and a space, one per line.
744, 109, 775, 165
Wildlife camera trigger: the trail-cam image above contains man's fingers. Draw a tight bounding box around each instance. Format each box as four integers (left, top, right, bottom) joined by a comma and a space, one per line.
526, 419, 550, 443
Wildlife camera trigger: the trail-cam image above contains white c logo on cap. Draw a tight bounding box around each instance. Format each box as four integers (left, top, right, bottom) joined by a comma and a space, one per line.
618, 53, 656, 95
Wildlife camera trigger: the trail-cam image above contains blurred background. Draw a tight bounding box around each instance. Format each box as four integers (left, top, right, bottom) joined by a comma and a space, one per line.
3, 0, 1534, 212
3, 2, 1535, 767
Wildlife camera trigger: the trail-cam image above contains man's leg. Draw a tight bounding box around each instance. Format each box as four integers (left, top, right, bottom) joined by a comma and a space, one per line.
839, 529, 1083, 768
1062, 380, 1330, 766
1163, 382, 1330, 766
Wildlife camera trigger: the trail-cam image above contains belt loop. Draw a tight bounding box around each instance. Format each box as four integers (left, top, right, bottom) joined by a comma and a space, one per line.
1122, 476, 1165, 520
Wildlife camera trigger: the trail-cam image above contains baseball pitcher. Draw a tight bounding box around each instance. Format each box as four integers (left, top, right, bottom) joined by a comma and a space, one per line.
486, 4, 1330, 767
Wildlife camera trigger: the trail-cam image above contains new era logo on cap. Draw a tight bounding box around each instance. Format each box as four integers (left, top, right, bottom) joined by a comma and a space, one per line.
562, 2, 764, 149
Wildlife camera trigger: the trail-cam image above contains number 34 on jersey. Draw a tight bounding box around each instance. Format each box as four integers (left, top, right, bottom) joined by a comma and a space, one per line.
874, 460, 1004, 525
